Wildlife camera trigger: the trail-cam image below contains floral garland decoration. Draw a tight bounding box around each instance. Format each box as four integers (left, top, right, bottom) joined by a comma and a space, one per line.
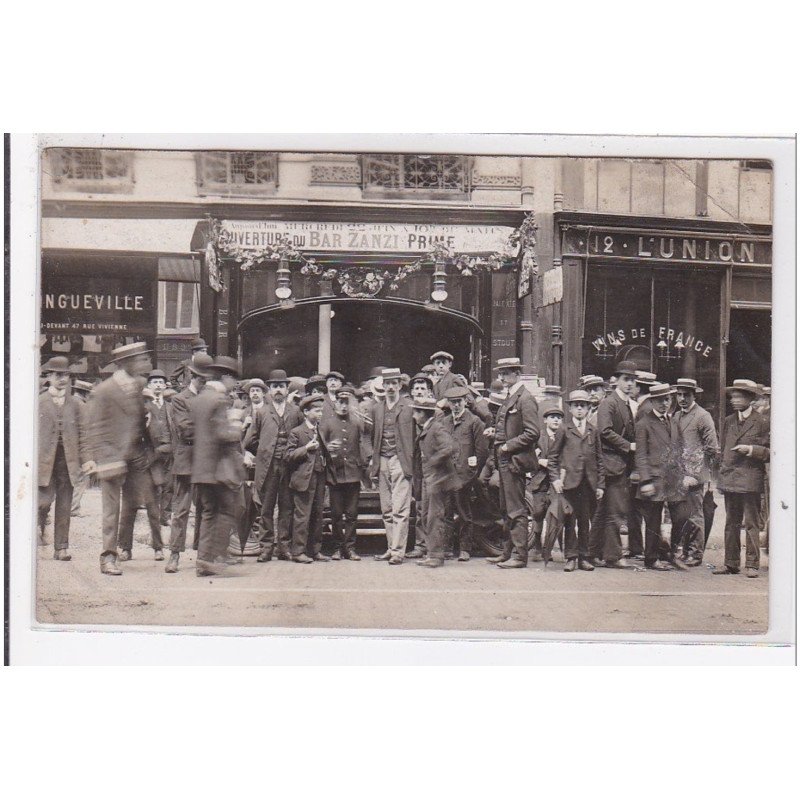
212, 212, 536, 298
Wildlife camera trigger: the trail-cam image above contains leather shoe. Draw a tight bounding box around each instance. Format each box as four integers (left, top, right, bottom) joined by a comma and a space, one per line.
647, 560, 671, 571
530, 550, 543, 563
374, 551, 392, 561
343, 551, 361, 561
458, 551, 471, 562
276, 549, 292, 561
564, 558, 577, 572
668, 557, 688, 571
312, 553, 331, 562
196, 558, 225, 576
587, 557, 605, 567
154, 549, 165, 561
331, 550, 342, 561
53, 549, 72, 561
578, 559, 595, 572
486, 555, 509, 564
165, 553, 179, 573
712, 565, 738, 575
257, 547, 273, 563
684, 557, 703, 567
388, 555, 404, 565
746, 568, 759, 578
603, 559, 627, 569
417, 558, 444, 568
292, 554, 314, 564
119, 550, 132, 562
497, 559, 527, 569
405, 548, 425, 559
100, 558, 122, 576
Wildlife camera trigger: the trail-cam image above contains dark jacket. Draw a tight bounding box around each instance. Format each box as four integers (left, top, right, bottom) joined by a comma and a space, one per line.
673, 402, 719, 485
368, 396, 415, 480
170, 386, 202, 477
529, 429, 557, 492
597, 390, 636, 477
319, 412, 369, 485
286, 422, 328, 493
634, 409, 683, 501
494, 385, 540, 475
85, 372, 148, 476
190, 384, 246, 488
432, 371, 467, 401
38, 392, 89, 487
417, 417, 457, 491
441, 408, 489, 489
717, 409, 770, 494
145, 399, 173, 487
243, 399, 303, 489
548, 418, 605, 492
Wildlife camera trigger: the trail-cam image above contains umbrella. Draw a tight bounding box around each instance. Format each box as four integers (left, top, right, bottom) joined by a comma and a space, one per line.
703, 489, 717, 546
542, 490, 573, 568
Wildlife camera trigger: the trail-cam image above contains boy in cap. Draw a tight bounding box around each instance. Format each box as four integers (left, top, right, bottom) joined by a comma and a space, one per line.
319, 386, 370, 560
84, 342, 154, 576
672, 378, 719, 565
431, 351, 467, 401
527, 402, 563, 561
191, 357, 247, 576
38, 356, 91, 560
164, 352, 213, 573
713, 380, 770, 578
441, 385, 489, 561
412, 397, 457, 568
548, 390, 604, 572
405, 372, 435, 558
286, 395, 330, 563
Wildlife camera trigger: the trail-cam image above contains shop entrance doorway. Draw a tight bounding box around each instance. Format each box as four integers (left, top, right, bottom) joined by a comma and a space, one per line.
727, 308, 772, 387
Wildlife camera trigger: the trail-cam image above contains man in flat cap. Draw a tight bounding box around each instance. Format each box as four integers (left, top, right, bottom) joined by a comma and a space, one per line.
38, 356, 91, 560
191, 357, 247, 576
431, 351, 467, 401
491, 358, 540, 568
441, 385, 489, 561
368, 368, 416, 565
164, 353, 213, 573
405, 372, 436, 559
84, 342, 153, 575
321, 371, 346, 421
579, 375, 605, 426
320, 385, 370, 560
672, 378, 719, 565
589, 360, 638, 568
713, 380, 770, 578
286, 395, 330, 563
243, 369, 304, 562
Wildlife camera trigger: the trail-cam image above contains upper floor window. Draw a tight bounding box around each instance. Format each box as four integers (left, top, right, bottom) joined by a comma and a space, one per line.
196, 151, 278, 196
740, 160, 772, 171
49, 149, 134, 193
158, 281, 199, 335
362, 154, 471, 198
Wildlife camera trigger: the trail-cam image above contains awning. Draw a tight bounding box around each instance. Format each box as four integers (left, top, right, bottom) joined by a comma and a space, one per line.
158, 257, 200, 282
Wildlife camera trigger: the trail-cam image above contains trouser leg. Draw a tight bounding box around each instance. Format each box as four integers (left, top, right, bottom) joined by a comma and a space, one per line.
342, 483, 360, 553
627, 482, 644, 555
723, 492, 745, 571
601, 474, 628, 563
329, 484, 346, 551
70, 470, 88, 515
275, 464, 294, 553
377, 457, 395, 548
589, 494, 606, 559
640, 499, 666, 565
742, 492, 762, 570
169, 474, 192, 553
117, 468, 142, 553
306, 473, 326, 557
144, 474, 164, 551
100, 474, 125, 559
387, 455, 411, 557
291, 482, 315, 558
215, 486, 238, 562
196, 484, 219, 563
424, 484, 448, 561
497, 457, 529, 562
52, 445, 74, 551
454, 484, 475, 553
258, 467, 280, 549
192, 485, 203, 550
160, 472, 174, 525
564, 481, 594, 560
674, 488, 705, 559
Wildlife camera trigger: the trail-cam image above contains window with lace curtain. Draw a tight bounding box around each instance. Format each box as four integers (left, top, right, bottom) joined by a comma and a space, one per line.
196, 151, 278, 196
158, 281, 199, 334
49, 149, 134, 193
362, 154, 471, 198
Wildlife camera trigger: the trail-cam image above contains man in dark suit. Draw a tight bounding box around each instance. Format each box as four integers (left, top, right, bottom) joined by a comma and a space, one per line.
320, 385, 369, 560
491, 357, 540, 568
165, 353, 212, 573
38, 356, 91, 560
145, 369, 174, 528
243, 369, 304, 562
548, 390, 604, 572
191, 357, 247, 577
369, 368, 416, 565
321, 370, 346, 421
579, 375, 605, 426
713, 380, 770, 578
590, 360, 638, 568
286, 395, 330, 563
413, 397, 457, 568
431, 351, 467, 401
84, 342, 153, 576
634, 383, 689, 571
441, 385, 489, 561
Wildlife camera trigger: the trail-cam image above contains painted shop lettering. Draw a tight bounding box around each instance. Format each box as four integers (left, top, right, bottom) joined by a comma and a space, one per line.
44, 294, 144, 311
591, 327, 713, 357
584, 232, 762, 264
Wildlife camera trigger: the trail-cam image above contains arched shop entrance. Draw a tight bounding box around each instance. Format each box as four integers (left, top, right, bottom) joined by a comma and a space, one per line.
239, 297, 483, 384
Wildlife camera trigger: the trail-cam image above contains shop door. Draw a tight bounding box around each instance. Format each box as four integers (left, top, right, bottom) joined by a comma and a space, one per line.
727, 308, 771, 387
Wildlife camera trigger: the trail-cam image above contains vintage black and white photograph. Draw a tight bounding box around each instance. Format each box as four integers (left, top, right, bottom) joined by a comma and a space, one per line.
28, 138, 785, 637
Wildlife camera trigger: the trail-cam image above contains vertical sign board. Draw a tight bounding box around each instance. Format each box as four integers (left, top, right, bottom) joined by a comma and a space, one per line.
491, 272, 517, 364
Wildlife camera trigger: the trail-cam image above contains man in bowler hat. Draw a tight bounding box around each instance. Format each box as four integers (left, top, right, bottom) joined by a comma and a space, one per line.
38, 356, 91, 560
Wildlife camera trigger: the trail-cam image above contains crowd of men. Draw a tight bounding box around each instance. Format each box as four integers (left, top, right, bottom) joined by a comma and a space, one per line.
38, 337, 772, 579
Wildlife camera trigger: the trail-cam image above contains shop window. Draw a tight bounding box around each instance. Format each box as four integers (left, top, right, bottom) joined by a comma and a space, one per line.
196, 151, 278, 196
362, 154, 471, 197
158, 281, 199, 334
48, 149, 134, 193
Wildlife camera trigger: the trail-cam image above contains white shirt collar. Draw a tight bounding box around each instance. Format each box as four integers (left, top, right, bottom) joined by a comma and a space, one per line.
739, 406, 753, 420
615, 387, 630, 403
507, 381, 524, 396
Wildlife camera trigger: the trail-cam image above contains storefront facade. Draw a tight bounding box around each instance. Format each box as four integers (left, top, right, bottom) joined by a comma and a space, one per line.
546, 212, 771, 427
